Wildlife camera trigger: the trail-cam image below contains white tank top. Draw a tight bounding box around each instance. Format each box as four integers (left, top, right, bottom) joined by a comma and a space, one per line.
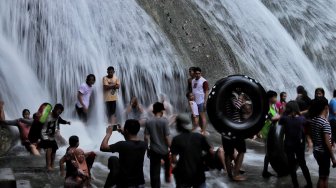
191, 101, 199, 116
192, 77, 207, 104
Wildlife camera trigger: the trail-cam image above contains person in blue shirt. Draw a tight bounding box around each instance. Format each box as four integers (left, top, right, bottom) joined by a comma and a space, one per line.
329, 90, 336, 147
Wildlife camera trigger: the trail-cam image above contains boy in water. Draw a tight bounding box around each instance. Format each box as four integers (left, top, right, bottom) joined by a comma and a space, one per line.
40, 104, 70, 171
186, 91, 200, 131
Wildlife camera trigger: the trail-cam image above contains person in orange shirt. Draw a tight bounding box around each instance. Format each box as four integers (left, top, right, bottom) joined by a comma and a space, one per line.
103, 66, 120, 124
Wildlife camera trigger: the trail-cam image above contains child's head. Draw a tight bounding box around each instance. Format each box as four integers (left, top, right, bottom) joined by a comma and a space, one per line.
124, 119, 140, 136
22, 109, 30, 119
267, 90, 277, 104
186, 91, 194, 101
75, 148, 85, 163
69, 135, 79, 148
53, 103, 64, 117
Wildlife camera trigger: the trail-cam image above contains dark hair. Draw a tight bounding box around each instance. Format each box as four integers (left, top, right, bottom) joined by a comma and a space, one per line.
107, 66, 115, 71
124, 119, 140, 135
297, 85, 305, 94
334, 89, 336, 98
284, 101, 300, 117
194, 67, 202, 72
69, 135, 79, 147
186, 91, 192, 99
22, 109, 30, 117
189, 67, 196, 71
54, 103, 64, 111
266, 90, 277, 100
308, 97, 328, 118
280, 92, 286, 98
86, 74, 96, 82
315, 87, 325, 98
153, 102, 165, 114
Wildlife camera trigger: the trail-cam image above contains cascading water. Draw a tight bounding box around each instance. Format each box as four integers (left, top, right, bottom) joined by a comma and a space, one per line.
0, 0, 186, 123
192, 0, 329, 99
0, 1, 185, 186
261, 0, 336, 90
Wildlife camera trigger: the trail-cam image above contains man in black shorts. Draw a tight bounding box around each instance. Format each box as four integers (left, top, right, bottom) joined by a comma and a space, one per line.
103, 66, 120, 123
222, 135, 246, 181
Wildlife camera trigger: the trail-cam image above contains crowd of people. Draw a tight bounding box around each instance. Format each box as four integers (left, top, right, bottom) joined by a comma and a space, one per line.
0, 66, 336, 188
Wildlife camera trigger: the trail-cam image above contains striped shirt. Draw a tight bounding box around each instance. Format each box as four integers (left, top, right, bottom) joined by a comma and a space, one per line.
311, 116, 332, 152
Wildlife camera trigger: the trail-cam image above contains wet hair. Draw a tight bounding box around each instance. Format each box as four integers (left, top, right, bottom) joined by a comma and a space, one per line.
186, 91, 192, 99
308, 97, 328, 118
86, 74, 96, 82
334, 90, 336, 98
153, 102, 165, 114
194, 67, 202, 73
266, 90, 277, 100
284, 101, 300, 117
124, 119, 140, 135
22, 109, 30, 117
297, 85, 305, 94
69, 135, 79, 147
315, 87, 325, 98
107, 66, 115, 71
54, 103, 64, 111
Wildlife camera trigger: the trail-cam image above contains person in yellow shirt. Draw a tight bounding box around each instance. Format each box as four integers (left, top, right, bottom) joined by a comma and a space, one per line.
103, 66, 120, 123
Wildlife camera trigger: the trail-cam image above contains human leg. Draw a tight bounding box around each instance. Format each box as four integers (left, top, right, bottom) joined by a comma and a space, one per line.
163, 153, 171, 183
149, 151, 162, 188
295, 148, 312, 187
286, 150, 299, 187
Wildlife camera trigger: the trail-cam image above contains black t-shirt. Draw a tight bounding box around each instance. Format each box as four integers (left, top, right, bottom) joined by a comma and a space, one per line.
170, 132, 211, 186
109, 140, 147, 187
280, 115, 306, 149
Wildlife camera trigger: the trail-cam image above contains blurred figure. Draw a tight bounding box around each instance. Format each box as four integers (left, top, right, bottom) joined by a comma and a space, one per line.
76, 74, 96, 123
187, 67, 196, 92
261, 90, 280, 178
0, 109, 34, 153
280, 101, 312, 188
125, 96, 144, 124
276, 92, 287, 115
192, 67, 209, 135
103, 66, 120, 124
329, 90, 336, 147
186, 91, 200, 131
144, 102, 171, 188
0, 100, 4, 121
315, 88, 325, 99
296, 85, 311, 115
309, 97, 336, 188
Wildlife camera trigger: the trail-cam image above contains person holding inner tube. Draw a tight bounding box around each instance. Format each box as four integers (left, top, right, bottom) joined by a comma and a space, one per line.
280, 101, 312, 188
220, 88, 247, 181
192, 67, 209, 135
309, 97, 336, 188
261, 90, 280, 178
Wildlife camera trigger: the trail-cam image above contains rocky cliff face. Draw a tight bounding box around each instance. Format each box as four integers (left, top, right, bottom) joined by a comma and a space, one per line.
137, 0, 240, 84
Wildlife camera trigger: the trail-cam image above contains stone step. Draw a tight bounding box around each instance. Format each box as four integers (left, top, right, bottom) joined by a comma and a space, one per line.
0, 168, 16, 188
16, 180, 32, 188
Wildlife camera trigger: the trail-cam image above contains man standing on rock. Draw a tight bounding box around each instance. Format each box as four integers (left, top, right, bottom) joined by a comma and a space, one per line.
192, 67, 209, 135
103, 66, 120, 124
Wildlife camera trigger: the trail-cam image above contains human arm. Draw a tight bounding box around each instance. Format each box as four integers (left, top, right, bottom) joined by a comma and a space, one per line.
203, 81, 209, 110
324, 133, 336, 165
100, 125, 113, 152
0, 119, 19, 127
59, 155, 66, 177
0, 101, 5, 121
58, 117, 70, 125
188, 101, 196, 117
19, 118, 33, 125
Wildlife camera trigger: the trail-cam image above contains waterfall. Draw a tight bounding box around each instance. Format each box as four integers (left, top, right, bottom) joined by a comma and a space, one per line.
261, 0, 336, 90
192, 0, 329, 99
0, 0, 186, 127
